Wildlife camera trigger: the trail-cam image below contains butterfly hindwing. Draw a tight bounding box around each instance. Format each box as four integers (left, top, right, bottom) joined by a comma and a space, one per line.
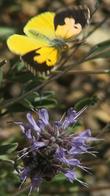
22, 47, 60, 74
54, 6, 90, 40
33, 47, 60, 66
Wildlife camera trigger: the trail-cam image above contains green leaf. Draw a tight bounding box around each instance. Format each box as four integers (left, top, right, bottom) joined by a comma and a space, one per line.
30, 91, 57, 108
8, 71, 36, 83
20, 98, 34, 109
74, 96, 98, 111
14, 62, 25, 71
7, 90, 57, 112
53, 174, 66, 182
86, 40, 110, 60
0, 143, 18, 155
0, 27, 16, 40
0, 155, 13, 162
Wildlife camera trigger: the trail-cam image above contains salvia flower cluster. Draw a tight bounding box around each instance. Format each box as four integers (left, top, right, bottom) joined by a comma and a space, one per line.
16, 107, 96, 193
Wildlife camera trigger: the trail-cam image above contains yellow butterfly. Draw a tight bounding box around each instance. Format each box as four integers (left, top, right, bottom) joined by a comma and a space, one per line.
7, 6, 90, 74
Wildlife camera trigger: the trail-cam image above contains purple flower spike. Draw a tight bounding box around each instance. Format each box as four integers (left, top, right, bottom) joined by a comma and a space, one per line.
64, 170, 76, 182
14, 122, 25, 133
62, 108, 77, 129
32, 141, 46, 150
68, 159, 80, 166
15, 107, 97, 193
27, 113, 40, 133
38, 108, 49, 125
31, 175, 43, 191
21, 167, 30, 181
79, 129, 91, 138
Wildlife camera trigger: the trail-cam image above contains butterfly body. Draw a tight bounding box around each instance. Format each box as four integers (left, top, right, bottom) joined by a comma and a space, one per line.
27, 28, 68, 50
7, 6, 90, 74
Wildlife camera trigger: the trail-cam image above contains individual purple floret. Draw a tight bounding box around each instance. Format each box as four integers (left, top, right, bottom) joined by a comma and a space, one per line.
15, 107, 97, 194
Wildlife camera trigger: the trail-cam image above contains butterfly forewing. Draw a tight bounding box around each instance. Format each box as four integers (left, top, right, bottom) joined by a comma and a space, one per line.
24, 12, 56, 39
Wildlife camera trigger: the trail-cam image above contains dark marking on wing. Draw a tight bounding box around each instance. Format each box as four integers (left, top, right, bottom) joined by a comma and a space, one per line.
22, 50, 52, 75
54, 6, 90, 29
